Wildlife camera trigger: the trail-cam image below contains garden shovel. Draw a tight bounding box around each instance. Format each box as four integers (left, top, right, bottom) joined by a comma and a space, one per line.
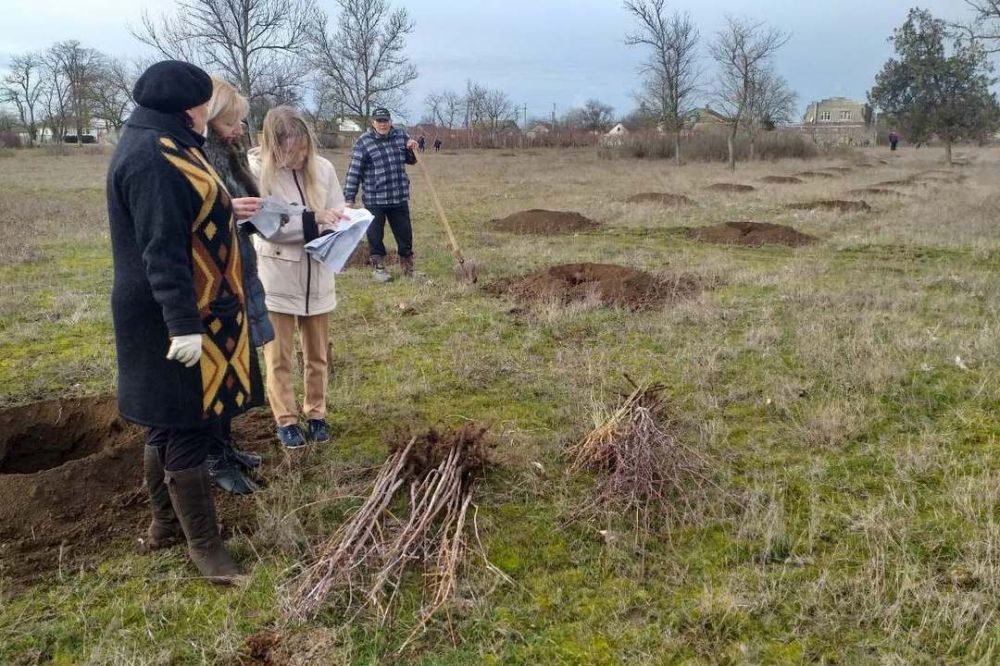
414, 154, 479, 284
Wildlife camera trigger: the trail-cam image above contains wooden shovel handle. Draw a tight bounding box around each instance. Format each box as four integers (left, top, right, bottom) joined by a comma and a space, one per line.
415, 154, 465, 263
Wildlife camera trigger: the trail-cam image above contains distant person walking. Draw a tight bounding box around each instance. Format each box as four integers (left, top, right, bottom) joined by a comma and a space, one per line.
343, 107, 419, 282
888, 131, 899, 151
433, 138, 443, 152
417, 135, 426, 152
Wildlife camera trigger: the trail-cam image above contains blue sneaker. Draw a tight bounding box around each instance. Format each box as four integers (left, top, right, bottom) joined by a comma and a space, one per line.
307, 419, 331, 443
277, 424, 308, 449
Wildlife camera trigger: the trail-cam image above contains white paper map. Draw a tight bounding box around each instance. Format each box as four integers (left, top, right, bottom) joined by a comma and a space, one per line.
304, 208, 375, 273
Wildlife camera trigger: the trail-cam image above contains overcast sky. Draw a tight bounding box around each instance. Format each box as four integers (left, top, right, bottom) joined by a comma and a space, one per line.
0, 0, 976, 123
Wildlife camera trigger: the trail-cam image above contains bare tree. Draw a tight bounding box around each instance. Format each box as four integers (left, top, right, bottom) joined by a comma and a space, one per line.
625, 0, 701, 164
957, 1, 1000, 52
709, 16, 790, 170
132, 0, 319, 137
90, 57, 139, 133
2, 53, 45, 147
745, 67, 797, 159
308, 0, 418, 123
563, 99, 615, 132
425, 90, 472, 128
39, 57, 71, 143
47, 41, 103, 146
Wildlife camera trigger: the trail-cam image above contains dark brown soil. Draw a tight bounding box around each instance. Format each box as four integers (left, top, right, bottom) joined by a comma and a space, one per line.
343, 243, 400, 270
849, 187, 902, 197
759, 176, 804, 184
796, 171, 837, 179
705, 183, 756, 193
242, 628, 343, 665
690, 221, 818, 247
486, 263, 699, 311
492, 209, 602, 234
0, 397, 274, 594
786, 200, 872, 213
625, 192, 695, 206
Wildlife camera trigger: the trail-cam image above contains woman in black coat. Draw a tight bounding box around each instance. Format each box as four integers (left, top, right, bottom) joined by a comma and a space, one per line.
106, 60, 262, 585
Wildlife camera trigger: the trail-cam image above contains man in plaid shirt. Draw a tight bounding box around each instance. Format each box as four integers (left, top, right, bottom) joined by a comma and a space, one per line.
344, 107, 419, 282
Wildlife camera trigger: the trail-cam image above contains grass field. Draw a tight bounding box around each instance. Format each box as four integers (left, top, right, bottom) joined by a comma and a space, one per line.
1, 144, 998, 664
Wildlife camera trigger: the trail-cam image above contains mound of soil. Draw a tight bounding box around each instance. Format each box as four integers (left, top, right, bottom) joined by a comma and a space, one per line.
759, 176, 804, 184
824, 166, 853, 174
849, 187, 902, 197
625, 192, 695, 206
873, 179, 916, 187
690, 221, 817, 248
0, 397, 271, 593
786, 200, 872, 213
487, 263, 698, 311
343, 244, 400, 270
492, 209, 601, 234
705, 183, 756, 193
796, 171, 837, 179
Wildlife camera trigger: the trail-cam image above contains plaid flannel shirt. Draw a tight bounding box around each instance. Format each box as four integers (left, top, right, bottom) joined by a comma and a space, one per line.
343, 127, 415, 206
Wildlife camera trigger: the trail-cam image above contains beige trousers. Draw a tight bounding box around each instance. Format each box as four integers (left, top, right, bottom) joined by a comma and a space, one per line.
263, 312, 329, 427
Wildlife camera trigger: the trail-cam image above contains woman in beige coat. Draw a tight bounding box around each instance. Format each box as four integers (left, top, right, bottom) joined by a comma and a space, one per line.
248, 106, 347, 448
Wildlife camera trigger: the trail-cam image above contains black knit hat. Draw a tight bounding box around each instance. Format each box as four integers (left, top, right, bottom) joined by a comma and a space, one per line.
133, 60, 213, 113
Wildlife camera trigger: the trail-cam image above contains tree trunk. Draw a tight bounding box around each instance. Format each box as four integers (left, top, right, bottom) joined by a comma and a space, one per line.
945, 140, 952, 166
749, 133, 756, 162
727, 127, 737, 172
674, 130, 681, 166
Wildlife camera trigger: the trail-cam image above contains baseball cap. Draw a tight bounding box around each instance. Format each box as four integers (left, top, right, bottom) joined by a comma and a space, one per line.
372, 107, 392, 121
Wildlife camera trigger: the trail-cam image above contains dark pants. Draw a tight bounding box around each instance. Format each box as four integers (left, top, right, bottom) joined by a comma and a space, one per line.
147, 426, 214, 472
205, 417, 232, 457
890, 142, 898, 151
366, 203, 413, 259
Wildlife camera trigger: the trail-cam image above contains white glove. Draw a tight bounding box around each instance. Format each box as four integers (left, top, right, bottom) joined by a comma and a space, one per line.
166, 334, 203, 368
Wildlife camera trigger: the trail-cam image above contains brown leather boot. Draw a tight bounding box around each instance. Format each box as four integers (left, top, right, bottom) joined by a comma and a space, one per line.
141, 445, 182, 552
400, 255, 415, 277
165, 463, 244, 585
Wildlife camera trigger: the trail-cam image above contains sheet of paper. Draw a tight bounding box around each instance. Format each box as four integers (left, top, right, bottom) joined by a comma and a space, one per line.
239, 197, 305, 239
304, 208, 375, 273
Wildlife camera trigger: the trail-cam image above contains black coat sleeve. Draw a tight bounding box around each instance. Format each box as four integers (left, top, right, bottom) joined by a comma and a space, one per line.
124, 148, 204, 337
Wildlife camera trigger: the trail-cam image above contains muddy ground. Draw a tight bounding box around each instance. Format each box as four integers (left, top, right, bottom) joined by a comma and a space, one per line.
487, 263, 699, 311
0, 397, 276, 594
690, 221, 818, 247
491, 209, 602, 234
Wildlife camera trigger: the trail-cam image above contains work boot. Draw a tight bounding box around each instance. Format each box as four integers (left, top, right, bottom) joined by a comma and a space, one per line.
371, 258, 394, 283
207, 453, 258, 496
400, 255, 414, 278
141, 445, 182, 551
165, 463, 244, 586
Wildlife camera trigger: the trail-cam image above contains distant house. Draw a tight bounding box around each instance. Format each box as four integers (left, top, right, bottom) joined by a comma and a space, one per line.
801, 97, 874, 146
526, 123, 552, 140
803, 97, 871, 125
601, 123, 629, 145
684, 106, 730, 132
335, 116, 364, 133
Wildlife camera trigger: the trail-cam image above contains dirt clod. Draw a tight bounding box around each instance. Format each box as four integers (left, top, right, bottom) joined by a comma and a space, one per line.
492, 209, 601, 234
786, 200, 871, 214
626, 192, 695, 206
705, 183, 756, 193
690, 221, 817, 247
487, 263, 699, 311
759, 176, 804, 184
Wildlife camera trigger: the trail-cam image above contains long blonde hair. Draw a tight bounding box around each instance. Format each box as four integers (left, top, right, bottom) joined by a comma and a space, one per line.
207, 77, 250, 124
258, 106, 325, 212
